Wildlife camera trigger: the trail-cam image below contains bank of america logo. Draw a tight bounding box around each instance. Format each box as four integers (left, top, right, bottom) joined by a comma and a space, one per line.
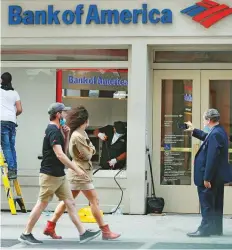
181, 0, 232, 28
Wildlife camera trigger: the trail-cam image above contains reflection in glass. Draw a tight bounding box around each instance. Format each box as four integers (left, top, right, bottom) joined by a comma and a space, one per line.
210, 80, 232, 183
160, 80, 193, 185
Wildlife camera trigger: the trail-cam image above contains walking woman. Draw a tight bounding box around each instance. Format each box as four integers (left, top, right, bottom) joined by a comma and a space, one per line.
0, 72, 22, 179
43, 106, 121, 240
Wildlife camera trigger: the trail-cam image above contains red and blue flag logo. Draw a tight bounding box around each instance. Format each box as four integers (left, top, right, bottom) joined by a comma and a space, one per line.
181, 0, 232, 28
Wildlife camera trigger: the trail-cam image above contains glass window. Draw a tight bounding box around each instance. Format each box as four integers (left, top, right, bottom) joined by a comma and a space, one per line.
2, 49, 128, 61
210, 80, 232, 160
61, 69, 128, 170
154, 51, 232, 63
209, 79, 232, 187
160, 80, 193, 185
1, 68, 56, 172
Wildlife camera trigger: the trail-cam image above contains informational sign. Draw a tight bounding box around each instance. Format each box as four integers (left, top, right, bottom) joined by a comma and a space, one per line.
161, 113, 191, 185
162, 151, 191, 184
184, 93, 192, 102
162, 151, 190, 183
161, 80, 193, 185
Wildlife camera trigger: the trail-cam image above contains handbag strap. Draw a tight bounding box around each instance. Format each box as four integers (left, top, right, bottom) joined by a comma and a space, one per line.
146, 148, 156, 198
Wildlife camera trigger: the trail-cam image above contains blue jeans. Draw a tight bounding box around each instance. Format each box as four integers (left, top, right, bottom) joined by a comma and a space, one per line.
1, 121, 18, 171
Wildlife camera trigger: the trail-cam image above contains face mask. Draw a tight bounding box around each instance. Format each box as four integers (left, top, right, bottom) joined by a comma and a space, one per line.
203, 126, 211, 133
60, 118, 66, 127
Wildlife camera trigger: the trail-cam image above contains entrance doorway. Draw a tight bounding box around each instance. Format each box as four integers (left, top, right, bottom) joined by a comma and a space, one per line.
153, 70, 232, 214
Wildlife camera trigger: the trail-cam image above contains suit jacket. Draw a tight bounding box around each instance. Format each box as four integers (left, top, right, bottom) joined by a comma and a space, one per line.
193, 125, 232, 186
67, 130, 96, 183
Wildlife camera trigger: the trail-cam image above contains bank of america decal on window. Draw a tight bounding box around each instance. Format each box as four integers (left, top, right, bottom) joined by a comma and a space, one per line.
181, 0, 232, 28
68, 76, 128, 86
67, 69, 128, 86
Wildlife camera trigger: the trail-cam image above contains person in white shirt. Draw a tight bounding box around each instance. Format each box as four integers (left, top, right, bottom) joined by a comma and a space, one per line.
0, 72, 22, 179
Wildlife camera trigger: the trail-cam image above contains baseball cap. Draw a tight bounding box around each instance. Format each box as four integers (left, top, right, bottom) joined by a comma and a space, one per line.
204, 109, 220, 119
48, 102, 71, 115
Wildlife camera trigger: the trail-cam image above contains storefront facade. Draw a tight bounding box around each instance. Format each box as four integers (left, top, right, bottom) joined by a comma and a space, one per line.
1, 0, 232, 214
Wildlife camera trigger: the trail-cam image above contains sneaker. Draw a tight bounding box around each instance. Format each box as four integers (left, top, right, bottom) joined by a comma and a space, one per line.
80, 229, 101, 244
18, 233, 43, 245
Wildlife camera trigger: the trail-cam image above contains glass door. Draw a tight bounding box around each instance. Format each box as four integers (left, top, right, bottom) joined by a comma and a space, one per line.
201, 70, 232, 215
153, 70, 201, 213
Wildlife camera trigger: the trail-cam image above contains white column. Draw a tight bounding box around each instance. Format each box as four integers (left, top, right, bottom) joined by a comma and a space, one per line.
127, 42, 149, 214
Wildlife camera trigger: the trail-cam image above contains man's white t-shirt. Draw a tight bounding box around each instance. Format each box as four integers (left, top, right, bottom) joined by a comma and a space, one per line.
0, 88, 20, 124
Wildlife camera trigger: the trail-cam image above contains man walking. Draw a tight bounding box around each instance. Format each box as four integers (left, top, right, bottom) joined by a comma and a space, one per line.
19, 103, 101, 244
185, 109, 232, 237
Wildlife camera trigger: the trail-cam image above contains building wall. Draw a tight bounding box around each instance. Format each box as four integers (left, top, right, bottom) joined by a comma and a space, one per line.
2, 0, 232, 39
1, 0, 232, 214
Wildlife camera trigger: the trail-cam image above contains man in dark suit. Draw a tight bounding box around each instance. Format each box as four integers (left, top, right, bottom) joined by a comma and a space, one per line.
185, 109, 232, 237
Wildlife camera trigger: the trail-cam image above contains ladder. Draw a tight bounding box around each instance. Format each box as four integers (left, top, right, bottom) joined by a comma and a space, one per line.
0, 151, 27, 215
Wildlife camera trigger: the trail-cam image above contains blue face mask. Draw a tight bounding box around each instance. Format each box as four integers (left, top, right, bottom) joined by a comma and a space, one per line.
60, 118, 66, 127
204, 126, 211, 133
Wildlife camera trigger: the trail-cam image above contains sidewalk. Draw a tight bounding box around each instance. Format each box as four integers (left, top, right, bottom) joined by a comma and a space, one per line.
1, 211, 232, 249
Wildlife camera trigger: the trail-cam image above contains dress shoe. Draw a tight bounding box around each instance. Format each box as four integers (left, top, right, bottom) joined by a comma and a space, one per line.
187, 230, 210, 237
211, 232, 223, 236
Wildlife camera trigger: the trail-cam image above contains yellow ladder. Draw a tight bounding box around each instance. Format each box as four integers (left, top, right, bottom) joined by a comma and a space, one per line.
0, 151, 27, 215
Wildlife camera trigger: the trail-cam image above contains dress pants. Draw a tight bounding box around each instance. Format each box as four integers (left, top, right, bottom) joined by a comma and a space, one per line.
197, 183, 224, 235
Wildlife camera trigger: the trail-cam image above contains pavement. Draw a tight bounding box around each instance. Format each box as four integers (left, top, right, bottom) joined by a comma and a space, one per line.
0, 211, 232, 250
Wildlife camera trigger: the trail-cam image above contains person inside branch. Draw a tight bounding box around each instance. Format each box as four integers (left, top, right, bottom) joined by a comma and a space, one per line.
94, 121, 127, 170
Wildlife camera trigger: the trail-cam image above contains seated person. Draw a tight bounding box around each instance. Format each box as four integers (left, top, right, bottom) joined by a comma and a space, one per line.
94, 121, 127, 169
